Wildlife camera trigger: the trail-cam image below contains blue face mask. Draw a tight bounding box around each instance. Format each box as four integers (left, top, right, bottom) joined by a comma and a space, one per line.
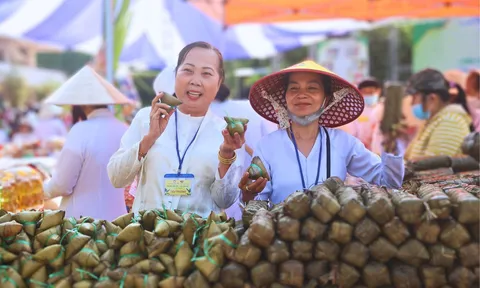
364, 95, 379, 106
412, 103, 430, 120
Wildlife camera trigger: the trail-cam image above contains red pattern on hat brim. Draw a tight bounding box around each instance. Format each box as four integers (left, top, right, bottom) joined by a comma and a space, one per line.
249, 68, 365, 128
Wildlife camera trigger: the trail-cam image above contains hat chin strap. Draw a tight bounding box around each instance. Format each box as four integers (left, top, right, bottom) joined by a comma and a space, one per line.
288, 108, 324, 126
288, 97, 327, 127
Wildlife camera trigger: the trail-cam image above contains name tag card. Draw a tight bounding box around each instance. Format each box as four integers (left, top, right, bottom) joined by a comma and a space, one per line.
164, 173, 194, 196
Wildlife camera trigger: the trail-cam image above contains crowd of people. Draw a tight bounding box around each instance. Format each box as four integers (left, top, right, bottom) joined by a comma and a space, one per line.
2, 41, 479, 222
0, 100, 69, 158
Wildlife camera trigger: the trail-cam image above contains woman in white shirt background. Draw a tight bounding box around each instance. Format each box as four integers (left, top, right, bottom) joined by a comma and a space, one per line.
108, 41, 246, 217
42, 66, 131, 221
34, 103, 68, 148
209, 83, 277, 220
239, 60, 405, 204
210, 83, 278, 163
11, 113, 39, 148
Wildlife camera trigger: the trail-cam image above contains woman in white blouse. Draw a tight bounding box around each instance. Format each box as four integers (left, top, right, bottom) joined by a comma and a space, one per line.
240, 61, 405, 204
42, 66, 131, 221
107, 42, 245, 217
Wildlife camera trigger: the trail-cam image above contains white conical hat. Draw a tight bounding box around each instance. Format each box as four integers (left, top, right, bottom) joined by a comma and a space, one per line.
153, 66, 176, 95
44, 66, 133, 106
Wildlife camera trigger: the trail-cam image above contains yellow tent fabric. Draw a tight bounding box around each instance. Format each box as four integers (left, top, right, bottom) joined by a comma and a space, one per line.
192, 0, 480, 25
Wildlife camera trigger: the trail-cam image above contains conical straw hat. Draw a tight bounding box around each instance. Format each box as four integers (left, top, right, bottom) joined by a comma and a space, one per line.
153, 66, 176, 95
44, 66, 133, 106
249, 60, 364, 128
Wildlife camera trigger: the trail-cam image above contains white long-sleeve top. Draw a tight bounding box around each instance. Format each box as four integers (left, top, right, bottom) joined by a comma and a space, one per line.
210, 99, 277, 166
107, 107, 244, 218
254, 128, 405, 204
210, 99, 278, 220
43, 109, 128, 221
35, 118, 68, 144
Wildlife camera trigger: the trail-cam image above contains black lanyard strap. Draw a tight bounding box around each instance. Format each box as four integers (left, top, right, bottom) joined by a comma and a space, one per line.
290, 126, 331, 189
290, 127, 323, 189
323, 126, 331, 179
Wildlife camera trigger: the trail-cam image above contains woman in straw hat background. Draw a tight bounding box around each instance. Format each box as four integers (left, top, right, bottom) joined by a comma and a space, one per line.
35, 103, 67, 149
107, 41, 246, 217
239, 60, 404, 204
42, 65, 131, 221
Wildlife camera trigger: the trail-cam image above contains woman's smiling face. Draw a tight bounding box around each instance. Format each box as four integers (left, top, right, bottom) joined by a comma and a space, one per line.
285, 72, 327, 117
174, 47, 222, 116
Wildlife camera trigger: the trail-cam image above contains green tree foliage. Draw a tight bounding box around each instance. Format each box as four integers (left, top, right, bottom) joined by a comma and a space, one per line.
283, 47, 309, 66
33, 81, 62, 101
37, 51, 92, 77
1, 71, 30, 108
363, 25, 413, 82
132, 71, 157, 107
112, 0, 131, 73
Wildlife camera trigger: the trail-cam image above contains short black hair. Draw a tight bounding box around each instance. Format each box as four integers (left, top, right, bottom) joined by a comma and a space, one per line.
406, 68, 448, 95
240, 86, 251, 100
215, 84, 231, 102
358, 78, 380, 90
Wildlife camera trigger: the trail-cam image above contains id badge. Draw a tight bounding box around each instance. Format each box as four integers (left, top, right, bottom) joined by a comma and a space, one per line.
164, 174, 194, 196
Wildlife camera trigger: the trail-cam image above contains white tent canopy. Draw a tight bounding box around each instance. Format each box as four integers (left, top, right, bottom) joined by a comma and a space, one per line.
0, 0, 371, 68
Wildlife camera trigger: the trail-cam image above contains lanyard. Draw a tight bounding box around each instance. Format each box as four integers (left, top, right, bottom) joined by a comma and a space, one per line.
290, 127, 323, 189
174, 110, 202, 174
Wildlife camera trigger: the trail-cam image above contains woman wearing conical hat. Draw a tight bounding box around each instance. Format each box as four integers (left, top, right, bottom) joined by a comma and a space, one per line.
42, 66, 132, 221
240, 61, 404, 204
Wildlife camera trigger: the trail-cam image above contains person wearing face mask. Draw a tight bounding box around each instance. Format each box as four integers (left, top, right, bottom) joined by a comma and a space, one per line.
107, 42, 246, 217
239, 61, 404, 204
465, 70, 480, 131
405, 69, 473, 161
339, 77, 382, 150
